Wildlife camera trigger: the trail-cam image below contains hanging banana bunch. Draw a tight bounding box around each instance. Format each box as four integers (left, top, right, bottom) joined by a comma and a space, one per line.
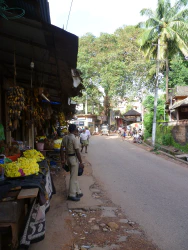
7, 86, 25, 131
58, 112, 66, 126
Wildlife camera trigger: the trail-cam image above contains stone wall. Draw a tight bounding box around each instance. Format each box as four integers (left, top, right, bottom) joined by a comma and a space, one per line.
172, 125, 188, 145
157, 122, 188, 145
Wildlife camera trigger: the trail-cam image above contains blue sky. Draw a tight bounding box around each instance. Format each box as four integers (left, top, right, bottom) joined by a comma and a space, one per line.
48, 0, 170, 37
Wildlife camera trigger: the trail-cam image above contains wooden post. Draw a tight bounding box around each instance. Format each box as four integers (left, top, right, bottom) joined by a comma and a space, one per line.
31, 124, 34, 149
28, 125, 34, 149
29, 127, 32, 148
177, 108, 179, 122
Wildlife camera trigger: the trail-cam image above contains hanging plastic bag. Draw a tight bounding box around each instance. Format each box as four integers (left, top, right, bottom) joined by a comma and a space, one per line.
0, 124, 5, 141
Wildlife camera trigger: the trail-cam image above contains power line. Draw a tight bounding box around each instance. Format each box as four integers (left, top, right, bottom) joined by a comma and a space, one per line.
66, 0, 74, 30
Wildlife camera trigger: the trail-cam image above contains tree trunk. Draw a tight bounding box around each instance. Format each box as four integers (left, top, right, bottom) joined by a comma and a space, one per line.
166, 58, 169, 102
152, 38, 160, 147
85, 94, 88, 115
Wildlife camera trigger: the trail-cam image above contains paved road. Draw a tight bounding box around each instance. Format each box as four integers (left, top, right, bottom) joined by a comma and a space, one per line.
86, 135, 188, 250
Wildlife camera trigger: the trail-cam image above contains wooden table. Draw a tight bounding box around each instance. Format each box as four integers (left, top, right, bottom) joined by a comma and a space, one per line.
0, 188, 39, 249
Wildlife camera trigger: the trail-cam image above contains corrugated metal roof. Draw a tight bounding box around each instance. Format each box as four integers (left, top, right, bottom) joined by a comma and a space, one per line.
7, 0, 51, 23
174, 86, 188, 97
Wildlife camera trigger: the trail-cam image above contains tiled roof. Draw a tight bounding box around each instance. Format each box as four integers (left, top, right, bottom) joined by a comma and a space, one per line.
174, 86, 188, 97
123, 109, 141, 116
170, 97, 188, 109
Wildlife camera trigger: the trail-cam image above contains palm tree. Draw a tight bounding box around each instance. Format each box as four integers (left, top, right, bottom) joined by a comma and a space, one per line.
138, 0, 188, 146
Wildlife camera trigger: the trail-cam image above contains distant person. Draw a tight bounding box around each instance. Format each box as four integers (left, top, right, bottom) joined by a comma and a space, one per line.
61, 124, 84, 201
85, 127, 91, 144
118, 126, 122, 136
122, 127, 126, 140
96, 126, 98, 133
80, 129, 89, 153
133, 127, 137, 136
127, 125, 131, 136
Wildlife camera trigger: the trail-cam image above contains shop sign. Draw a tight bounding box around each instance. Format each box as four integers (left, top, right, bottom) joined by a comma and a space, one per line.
79, 121, 85, 126
78, 117, 86, 120
87, 118, 93, 122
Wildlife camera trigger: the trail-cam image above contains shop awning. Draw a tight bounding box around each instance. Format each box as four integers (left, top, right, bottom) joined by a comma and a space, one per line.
0, 16, 82, 107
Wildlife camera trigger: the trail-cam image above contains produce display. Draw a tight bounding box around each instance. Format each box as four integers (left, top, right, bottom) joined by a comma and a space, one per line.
23, 149, 44, 162
35, 136, 46, 142
58, 112, 66, 126
0, 141, 20, 157
3, 149, 44, 177
33, 104, 45, 128
53, 138, 63, 150
4, 157, 39, 177
7, 86, 25, 131
25, 90, 45, 128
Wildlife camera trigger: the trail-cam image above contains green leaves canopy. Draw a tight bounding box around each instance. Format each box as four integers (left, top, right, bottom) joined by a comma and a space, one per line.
138, 0, 188, 71
77, 26, 152, 113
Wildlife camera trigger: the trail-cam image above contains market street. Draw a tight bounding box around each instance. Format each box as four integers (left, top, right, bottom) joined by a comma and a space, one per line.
87, 135, 188, 250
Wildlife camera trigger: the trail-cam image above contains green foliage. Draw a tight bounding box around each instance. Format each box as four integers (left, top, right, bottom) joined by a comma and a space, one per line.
169, 54, 188, 88
143, 95, 166, 138
77, 26, 152, 116
172, 141, 188, 153
143, 129, 151, 140
125, 103, 133, 112
156, 125, 173, 145
138, 0, 188, 94
144, 112, 153, 136
156, 124, 188, 152
76, 0, 188, 120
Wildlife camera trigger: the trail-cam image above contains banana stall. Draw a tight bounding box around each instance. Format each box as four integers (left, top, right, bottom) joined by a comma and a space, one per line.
0, 1, 84, 248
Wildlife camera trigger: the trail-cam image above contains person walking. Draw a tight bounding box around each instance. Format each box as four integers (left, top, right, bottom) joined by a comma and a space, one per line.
61, 124, 84, 202
122, 127, 126, 141
80, 129, 89, 153
85, 127, 91, 144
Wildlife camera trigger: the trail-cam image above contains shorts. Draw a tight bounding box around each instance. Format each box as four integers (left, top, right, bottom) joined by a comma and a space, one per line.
81, 140, 89, 146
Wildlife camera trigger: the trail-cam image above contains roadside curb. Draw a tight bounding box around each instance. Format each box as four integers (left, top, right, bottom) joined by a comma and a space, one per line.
142, 141, 188, 166
123, 137, 188, 166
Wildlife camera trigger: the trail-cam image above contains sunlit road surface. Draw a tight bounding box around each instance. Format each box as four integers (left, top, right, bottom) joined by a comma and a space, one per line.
87, 135, 188, 250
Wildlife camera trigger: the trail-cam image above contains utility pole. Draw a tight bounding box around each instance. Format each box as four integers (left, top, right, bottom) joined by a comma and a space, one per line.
141, 88, 145, 132
152, 38, 160, 147
85, 93, 88, 127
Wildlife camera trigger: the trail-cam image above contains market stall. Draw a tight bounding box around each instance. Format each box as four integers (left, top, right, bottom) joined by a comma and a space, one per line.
0, 2, 83, 249
0, 84, 64, 248
0, 150, 56, 249
0, 90, 67, 249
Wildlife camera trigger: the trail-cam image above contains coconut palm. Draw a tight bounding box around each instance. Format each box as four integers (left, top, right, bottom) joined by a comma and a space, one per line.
138, 0, 188, 146
139, 0, 188, 100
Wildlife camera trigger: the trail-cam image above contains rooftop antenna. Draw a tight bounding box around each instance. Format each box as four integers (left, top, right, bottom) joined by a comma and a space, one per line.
66, 0, 74, 30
